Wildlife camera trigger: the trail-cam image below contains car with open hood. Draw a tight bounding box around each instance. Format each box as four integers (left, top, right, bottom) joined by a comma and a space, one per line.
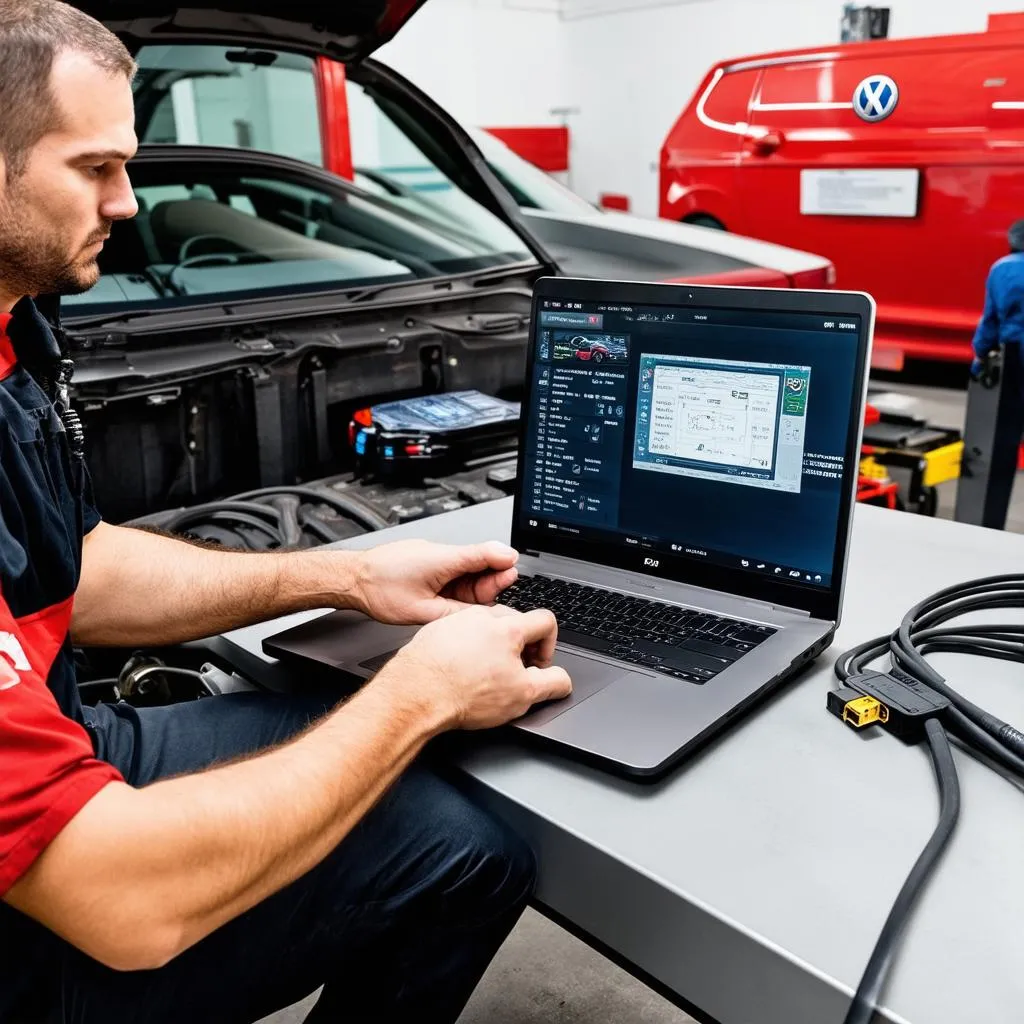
64, 1, 834, 545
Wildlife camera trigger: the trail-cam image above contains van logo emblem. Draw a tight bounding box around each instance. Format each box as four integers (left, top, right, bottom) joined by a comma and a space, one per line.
853, 75, 899, 122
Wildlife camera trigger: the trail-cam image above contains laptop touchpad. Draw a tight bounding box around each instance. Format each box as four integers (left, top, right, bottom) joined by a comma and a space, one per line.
359, 648, 404, 675
515, 650, 625, 729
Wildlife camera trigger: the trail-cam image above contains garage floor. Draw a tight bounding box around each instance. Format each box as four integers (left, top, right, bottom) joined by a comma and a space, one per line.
260, 382, 1012, 1024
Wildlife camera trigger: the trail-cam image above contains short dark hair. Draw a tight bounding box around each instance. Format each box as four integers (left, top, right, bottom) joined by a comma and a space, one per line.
1010, 220, 1024, 254
0, 0, 135, 180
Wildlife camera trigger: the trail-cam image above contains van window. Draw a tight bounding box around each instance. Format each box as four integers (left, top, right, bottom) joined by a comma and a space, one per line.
755, 63, 833, 110
134, 45, 323, 166
702, 68, 759, 128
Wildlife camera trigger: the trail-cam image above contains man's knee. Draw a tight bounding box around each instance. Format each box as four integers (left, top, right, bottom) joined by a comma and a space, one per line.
439, 796, 536, 935
359, 768, 536, 928
449, 803, 536, 926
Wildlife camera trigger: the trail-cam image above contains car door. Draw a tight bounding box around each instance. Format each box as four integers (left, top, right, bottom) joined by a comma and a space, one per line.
739, 44, 991, 365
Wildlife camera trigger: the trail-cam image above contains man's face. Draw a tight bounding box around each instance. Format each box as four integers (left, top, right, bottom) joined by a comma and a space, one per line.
0, 50, 138, 308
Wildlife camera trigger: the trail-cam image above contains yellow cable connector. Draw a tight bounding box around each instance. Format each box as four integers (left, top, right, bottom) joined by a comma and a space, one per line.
843, 695, 889, 729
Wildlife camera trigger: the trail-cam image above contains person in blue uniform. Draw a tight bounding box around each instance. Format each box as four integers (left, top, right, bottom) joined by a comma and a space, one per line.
972, 220, 1024, 378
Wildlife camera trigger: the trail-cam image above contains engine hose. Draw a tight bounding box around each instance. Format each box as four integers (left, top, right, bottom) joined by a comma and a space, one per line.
195, 511, 283, 547
297, 511, 345, 545
231, 486, 389, 532
161, 501, 283, 536
267, 495, 303, 547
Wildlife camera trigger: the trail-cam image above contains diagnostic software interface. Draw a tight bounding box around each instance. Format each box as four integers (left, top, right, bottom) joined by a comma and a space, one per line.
519, 301, 862, 589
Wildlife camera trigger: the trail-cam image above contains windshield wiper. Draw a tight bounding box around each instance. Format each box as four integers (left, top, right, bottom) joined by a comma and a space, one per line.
65, 264, 538, 335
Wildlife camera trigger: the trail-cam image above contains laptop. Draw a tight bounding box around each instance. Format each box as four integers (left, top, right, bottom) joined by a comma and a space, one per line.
264, 278, 874, 778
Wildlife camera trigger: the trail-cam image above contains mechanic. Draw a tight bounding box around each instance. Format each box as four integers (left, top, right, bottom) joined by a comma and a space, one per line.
0, 3, 571, 1023
971, 219, 1024, 380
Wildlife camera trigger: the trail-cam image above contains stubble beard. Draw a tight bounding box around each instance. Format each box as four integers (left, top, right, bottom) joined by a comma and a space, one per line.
0, 188, 105, 298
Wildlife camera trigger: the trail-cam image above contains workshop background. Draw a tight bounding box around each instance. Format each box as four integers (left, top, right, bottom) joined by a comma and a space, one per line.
379, 0, 1024, 216
46, 0, 1024, 1019
262, 3, 1024, 1019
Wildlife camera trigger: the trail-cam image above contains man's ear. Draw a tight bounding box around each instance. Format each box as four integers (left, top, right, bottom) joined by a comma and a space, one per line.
0, 154, 7, 200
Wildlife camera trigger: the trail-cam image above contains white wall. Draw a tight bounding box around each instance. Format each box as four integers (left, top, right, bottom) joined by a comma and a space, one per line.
562, 0, 1024, 215
376, 0, 568, 127
377, 0, 1024, 217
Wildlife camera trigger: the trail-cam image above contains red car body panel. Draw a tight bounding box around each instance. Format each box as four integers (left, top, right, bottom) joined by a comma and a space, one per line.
663, 266, 790, 288
316, 57, 354, 182
660, 27, 1024, 366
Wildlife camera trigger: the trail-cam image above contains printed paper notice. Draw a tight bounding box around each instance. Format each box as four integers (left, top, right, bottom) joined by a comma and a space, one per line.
800, 169, 920, 218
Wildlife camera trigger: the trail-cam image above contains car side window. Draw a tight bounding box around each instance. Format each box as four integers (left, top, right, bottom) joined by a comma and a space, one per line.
134, 45, 323, 166
345, 78, 524, 251
61, 168, 433, 311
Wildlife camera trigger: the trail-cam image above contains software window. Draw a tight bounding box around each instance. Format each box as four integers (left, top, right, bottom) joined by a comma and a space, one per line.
633, 355, 811, 493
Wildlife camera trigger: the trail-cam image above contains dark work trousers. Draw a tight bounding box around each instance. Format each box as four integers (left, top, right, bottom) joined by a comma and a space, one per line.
11, 692, 535, 1024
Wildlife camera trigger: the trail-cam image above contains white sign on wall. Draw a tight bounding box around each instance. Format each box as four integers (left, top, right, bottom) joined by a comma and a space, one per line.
800, 169, 920, 218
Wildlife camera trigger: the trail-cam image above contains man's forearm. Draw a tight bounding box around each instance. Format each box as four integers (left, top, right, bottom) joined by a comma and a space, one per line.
72, 522, 363, 645
6, 673, 447, 970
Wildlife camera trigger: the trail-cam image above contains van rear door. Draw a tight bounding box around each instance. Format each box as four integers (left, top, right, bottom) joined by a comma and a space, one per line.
659, 65, 760, 228
981, 45, 1024, 320
738, 45, 991, 366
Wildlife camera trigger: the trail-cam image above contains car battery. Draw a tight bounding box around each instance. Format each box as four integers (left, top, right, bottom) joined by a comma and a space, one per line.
349, 390, 521, 481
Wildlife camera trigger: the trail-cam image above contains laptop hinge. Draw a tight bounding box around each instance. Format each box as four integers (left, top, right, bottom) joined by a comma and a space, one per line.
528, 550, 817, 621
746, 601, 812, 619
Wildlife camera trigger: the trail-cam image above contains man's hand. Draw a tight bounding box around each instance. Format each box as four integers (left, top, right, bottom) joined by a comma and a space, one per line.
353, 539, 520, 625
10, 604, 565, 972
377, 604, 572, 730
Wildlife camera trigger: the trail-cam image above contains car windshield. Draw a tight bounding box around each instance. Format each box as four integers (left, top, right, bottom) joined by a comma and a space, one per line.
467, 129, 596, 217
63, 161, 532, 314
64, 44, 533, 313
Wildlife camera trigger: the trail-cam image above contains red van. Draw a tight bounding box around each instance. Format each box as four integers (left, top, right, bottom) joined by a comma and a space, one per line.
659, 25, 1024, 369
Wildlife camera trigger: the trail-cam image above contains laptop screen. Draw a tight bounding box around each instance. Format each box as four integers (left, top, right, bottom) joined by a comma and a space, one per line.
514, 280, 871, 615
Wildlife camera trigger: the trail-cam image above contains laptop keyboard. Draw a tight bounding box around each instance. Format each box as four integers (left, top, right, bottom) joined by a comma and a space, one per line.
496, 574, 776, 684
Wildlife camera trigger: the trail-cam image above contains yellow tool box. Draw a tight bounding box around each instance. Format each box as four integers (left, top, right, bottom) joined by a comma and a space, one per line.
859, 408, 963, 516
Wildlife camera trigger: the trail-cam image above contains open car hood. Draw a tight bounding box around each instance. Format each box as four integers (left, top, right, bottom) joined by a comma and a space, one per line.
74, 0, 428, 62
74, 3, 558, 269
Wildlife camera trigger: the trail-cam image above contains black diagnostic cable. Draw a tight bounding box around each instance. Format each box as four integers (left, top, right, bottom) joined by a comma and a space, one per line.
829, 573, 1024, 1024
841, 719, 960, 1024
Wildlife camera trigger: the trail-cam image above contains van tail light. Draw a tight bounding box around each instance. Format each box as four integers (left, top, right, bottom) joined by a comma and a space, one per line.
789, 264, 836, 289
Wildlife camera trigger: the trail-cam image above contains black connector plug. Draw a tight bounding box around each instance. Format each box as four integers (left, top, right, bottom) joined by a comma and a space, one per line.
827, 686, 887, 731
842, 671, 950, 743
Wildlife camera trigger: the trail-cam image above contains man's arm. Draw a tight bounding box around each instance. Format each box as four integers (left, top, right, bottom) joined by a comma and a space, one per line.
6, 606, 570, 971
973, 268, 1001, 358
73, 524, 521, 646
71, 522, 358, 646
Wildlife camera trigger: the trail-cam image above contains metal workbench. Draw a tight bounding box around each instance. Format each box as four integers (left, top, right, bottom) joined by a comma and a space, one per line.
215, 499, 1024, 1024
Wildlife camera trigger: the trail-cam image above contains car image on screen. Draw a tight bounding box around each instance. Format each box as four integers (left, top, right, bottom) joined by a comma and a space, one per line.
571, 335, 627, 363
